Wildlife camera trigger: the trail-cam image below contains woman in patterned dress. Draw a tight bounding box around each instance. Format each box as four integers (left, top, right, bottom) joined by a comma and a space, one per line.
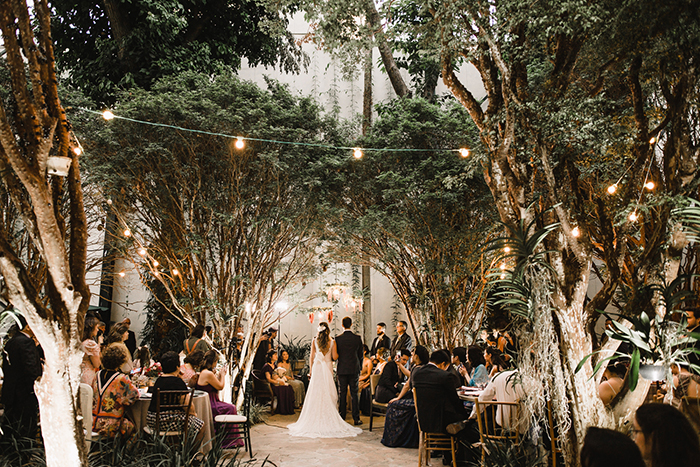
92, 345, 139, 438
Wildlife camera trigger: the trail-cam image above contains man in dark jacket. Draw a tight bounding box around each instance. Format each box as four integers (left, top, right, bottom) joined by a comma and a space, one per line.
1, 314, 43, 444
335, 316, 364, 425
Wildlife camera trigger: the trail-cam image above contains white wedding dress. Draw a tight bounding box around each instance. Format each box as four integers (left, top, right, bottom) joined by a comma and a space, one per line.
288, 338, 363, 438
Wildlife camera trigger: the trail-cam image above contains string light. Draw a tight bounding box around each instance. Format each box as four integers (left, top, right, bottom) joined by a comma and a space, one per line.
353, 148, 363, 159
629, 211, 638, 222
500, 263, 507, 270
106, 199, 113, 205
645, 181, 655, 190
235, 137, 245, 149
459, 148, 470, 158
118, 270, 125, 277
607, 184, 617, 195
123, 228, 131, 237
500, 273, 506, 279
102, 110, 115, 120
152, 260, 159, 267
504, 246, 511, 253
572, 226, 580, 237
138, 248, 147, 256
72, 147, 82, 156
172, 269, 179, 276
649, 137, 656, 145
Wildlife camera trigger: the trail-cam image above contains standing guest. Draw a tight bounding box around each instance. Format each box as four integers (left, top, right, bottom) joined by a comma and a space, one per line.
390, 321, 413, 355
148, 351, 204, 445
277, 349, 306, 408
335, 316, 364, 425
381, 345, 430, 448
684, 308, 700, 375
467, 345, 489, 387
121, 318, 137, 358
580, 427, 645, 467
92, 345, 140, 439
252, 331, 272, 371
106, 323, 134, 374
375, 349, 411, 403
180, 350, 204, 387
370, 323, 391, 358
183, 324, 211, 356
358, 345, 374, 416
0, 315, 43, 445
267, 327, 278, 351
195, 351, 243, 448
262, 350, 295, 415
633, 403, 700, 467
80, 316, 102, 385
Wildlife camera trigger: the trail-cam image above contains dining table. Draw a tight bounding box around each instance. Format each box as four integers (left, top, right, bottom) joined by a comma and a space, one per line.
128, 388, 215, 454
457, 386, 484, 402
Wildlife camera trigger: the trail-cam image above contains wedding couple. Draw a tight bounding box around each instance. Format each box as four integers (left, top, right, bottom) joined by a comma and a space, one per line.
288, 317, 364, 438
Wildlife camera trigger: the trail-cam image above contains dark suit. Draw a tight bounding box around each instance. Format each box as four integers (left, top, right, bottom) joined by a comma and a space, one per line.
390, 332, 413, 355
335, 329, 363, 422
370, 334, 391, 356
1, 331, 43, 441
411, 363, 467, 434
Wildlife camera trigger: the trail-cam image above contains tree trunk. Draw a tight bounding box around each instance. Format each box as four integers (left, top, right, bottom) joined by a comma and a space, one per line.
364, 0, 411, 98
103, 0, 133, 61
362, 47, 373, 135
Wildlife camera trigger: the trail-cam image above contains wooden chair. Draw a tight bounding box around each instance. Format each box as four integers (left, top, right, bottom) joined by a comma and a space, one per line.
412, 389, 457, 467
214, 380, 254, 457
251, 369, 275, 410
546, 398, 562, 467
473, 399, 522, 461
144, 387, 195, 445
369, 374, 387, 432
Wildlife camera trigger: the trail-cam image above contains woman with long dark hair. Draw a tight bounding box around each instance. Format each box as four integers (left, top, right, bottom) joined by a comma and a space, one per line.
633, 403, 700, 467
80, 316, 101, 385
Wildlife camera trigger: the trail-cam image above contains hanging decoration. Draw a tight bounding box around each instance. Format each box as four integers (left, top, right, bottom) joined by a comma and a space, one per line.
325, 282, 347, 302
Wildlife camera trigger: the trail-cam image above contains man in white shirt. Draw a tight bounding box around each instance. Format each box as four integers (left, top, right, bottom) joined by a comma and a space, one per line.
470, 369, 524, 433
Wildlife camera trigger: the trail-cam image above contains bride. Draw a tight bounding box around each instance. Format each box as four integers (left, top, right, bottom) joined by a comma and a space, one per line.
288, 322, 362, 438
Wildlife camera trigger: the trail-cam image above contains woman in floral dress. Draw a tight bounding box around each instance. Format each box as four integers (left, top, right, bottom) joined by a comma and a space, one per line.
92, 345, 140, 438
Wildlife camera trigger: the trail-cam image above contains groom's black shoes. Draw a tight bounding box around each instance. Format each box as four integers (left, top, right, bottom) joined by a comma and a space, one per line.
354, 420, 363, 426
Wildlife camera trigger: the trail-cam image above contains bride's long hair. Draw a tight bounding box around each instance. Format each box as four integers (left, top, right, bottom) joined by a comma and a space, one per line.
317, 322, 331, 354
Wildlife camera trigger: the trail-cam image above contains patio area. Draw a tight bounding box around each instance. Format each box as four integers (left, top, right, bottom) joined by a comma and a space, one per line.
241, 413, 417, 467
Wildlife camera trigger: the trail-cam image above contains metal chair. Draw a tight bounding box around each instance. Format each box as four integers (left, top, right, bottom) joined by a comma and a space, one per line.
412, 389, 457, 467
369, 374, 387, 432
473, 399, 522, 461
214, 380, 254, 457
144, 387, 195, 445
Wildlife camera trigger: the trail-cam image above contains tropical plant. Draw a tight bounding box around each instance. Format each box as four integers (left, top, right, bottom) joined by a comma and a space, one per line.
280, 334, 311, 364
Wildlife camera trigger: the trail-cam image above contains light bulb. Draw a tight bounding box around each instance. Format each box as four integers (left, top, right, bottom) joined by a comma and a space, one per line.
629, 212, 638, 222
504, 246, 511, 253
235, 137, 245, 149
138, 248, 147, 256
500, 263, 507, 270
500, 273, 506, 279
649, 136, 656, 145
645, 181, 655, 190
607, 184, 617, 195
353, 148, 363, 159
172, 269, 179, 276
106, 199, 113, 205
152, 260, 159, 267
72, 147, 82, 156
102, 110, 115, 120
118, 270, 125, 277
459, 148, 470, 158
123, 229, 131, 237
572, 226, 580, 237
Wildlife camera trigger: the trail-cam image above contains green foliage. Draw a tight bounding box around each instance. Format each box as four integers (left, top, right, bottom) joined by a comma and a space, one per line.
51, 0, 305, 103
279, 334, 311, 364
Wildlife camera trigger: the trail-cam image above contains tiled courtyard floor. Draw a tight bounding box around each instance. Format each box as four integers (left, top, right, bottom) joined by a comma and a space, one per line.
238, 412, 418, 467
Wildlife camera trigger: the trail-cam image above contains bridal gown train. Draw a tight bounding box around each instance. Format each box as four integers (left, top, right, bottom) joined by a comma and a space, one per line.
288, 338, 363, 438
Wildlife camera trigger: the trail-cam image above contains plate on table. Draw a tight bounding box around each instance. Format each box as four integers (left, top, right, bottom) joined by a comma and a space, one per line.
193, 390, 207, 398
139, 389, 152, 399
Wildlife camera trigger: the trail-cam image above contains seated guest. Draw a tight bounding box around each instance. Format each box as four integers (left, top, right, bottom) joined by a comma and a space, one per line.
471, 367, 524, 433
183, 324, 211, 356
92, 345, 140, 439
467, 345, 489, 387
81, 316, 101, 385
373, 347, 388, 374
133, 345, 156, 371
580, 427, 645, 467
277, 349, 306, 408
671, 363, 700, 435
633, 403, 700, 467
449, 347, 467, 388
262, 350, 295, 415
358, 345, 374, 415
375, 349, 411, 404
180, 350, 204, 387
412, 349, 474, 463
105, 323, 134, 374
381, 345, 430, 448
148, 351, 205, 444
195, 351, 243, 448
485, 346, 508, 379
598, 362, 626, 406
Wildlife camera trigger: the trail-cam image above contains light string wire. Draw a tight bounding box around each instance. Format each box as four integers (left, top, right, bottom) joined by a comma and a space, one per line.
76, 107, 469, 155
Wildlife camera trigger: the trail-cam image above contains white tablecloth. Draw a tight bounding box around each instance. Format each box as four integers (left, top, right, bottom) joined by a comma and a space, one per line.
128, 391, 214, 453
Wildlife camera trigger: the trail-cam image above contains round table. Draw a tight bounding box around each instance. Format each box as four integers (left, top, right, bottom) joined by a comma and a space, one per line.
128, 389, 215, 453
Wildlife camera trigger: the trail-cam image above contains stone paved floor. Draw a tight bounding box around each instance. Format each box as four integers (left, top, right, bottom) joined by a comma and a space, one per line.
237, 412, 418, 467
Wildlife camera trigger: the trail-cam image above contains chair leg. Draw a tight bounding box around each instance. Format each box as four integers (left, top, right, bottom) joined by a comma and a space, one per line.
369, 410, 374, 432
450, 436, 457, 467
418, 432, 424, 467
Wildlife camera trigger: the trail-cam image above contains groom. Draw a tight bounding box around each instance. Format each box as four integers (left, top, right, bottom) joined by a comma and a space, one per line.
335, 316, 364, 425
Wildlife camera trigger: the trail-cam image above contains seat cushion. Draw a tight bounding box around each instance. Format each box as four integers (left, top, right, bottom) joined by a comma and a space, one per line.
215, 414, 247, 423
